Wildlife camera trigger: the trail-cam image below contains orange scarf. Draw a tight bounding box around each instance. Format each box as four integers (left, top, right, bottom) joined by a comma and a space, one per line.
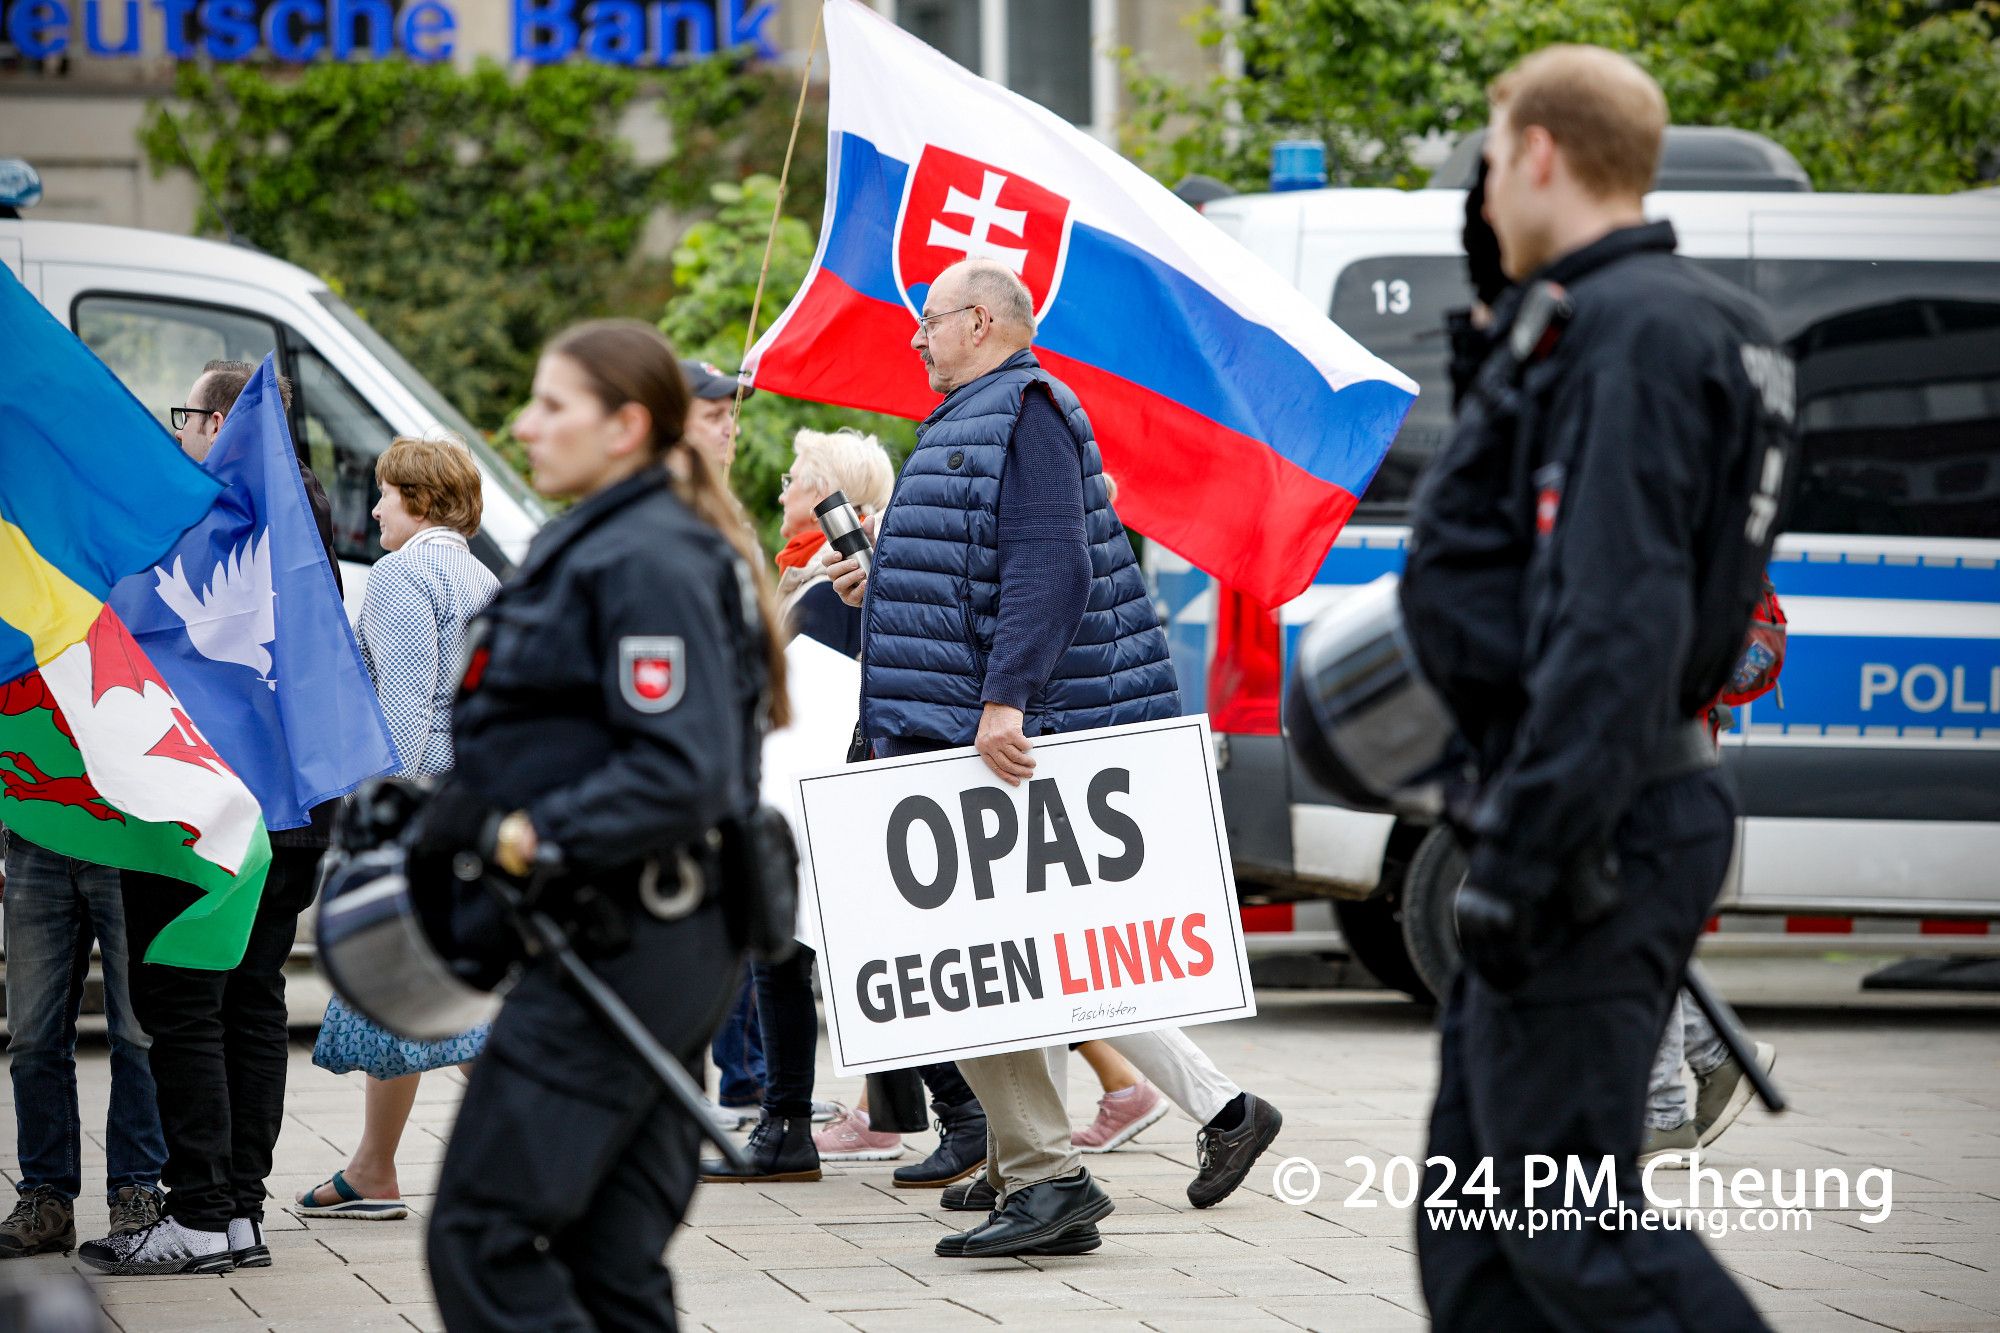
775, 527, 828, 571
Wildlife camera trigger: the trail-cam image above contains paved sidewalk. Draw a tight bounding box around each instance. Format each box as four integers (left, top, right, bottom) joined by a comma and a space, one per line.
4, 958, 1998, 1331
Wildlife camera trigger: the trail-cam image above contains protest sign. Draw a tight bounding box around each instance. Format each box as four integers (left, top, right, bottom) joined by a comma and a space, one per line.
795, 715, 1252, 1076
762, 633, 863, 948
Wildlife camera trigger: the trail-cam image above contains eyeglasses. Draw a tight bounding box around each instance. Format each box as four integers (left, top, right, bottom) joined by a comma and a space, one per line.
779, 471, 794, 491
916, 304, 979, 333
168, 405, 217, 431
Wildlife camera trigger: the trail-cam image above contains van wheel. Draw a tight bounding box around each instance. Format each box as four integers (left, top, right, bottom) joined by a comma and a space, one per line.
1334, 883, 1432, 1003
1402, 826, 1467, 1003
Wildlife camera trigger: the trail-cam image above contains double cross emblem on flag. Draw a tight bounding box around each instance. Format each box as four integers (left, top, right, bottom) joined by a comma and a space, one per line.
895, 147, 1072, 320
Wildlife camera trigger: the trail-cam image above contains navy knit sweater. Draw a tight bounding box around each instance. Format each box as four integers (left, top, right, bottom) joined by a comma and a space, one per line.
981, 385, 1092, 713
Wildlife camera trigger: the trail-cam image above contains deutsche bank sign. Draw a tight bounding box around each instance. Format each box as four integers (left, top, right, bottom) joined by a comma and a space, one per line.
1, 1, 779, 65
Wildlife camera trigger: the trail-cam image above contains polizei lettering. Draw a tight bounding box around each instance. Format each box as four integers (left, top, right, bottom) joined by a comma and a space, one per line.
1860, 663, 1999, 716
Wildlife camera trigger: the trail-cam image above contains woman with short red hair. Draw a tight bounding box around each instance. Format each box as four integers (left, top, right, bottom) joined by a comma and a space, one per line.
298, 435, 499, 1223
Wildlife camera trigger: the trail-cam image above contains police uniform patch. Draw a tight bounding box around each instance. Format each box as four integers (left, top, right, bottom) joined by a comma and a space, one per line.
620, 636, 686, 713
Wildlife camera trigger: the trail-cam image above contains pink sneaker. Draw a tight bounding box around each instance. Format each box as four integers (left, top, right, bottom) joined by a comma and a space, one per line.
1072, 1080, 1170, 1153
813, 1105, 905, 1162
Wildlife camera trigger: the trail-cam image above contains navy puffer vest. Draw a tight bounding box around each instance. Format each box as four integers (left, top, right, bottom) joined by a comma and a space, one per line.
861, 350, 1180, 744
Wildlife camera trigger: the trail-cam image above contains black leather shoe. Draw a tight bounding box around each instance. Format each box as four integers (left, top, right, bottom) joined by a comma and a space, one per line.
935, 1219, 1101, 1257
941, 1172, 997, 1212
945, 1170, 1113, 1258
1187, 1093, 1282, 1208
700, 1114, 821, 1183
892, 1097, 987, 1188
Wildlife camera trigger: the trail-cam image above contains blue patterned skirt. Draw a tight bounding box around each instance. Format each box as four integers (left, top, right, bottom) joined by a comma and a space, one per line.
312, 993, 489, 1080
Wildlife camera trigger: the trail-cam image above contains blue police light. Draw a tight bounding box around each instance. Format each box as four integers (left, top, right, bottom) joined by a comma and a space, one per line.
0, 160, 43, 212
1269, 140, 1327, 193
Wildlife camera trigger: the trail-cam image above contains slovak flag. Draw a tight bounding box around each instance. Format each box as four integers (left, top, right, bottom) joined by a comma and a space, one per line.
747, 0, 1418, 606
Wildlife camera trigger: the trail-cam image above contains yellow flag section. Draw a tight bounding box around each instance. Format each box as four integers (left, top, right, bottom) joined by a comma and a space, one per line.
0, 512, 101, 664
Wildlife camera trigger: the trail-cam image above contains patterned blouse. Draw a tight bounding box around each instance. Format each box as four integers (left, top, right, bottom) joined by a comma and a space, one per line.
356, 527, 500, 779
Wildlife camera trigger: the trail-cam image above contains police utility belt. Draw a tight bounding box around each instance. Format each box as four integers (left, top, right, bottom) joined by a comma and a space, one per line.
1643, 718, 1721, 786
627, 833, 721, 923
577, 806, 799, 964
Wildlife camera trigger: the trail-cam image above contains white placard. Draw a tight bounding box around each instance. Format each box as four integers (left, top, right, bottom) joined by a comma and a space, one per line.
762, 634, 864, 947
795, 715, 1253, 1076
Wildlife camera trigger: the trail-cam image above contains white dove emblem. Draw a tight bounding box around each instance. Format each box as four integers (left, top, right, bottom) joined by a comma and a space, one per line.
153, 531, 278, 689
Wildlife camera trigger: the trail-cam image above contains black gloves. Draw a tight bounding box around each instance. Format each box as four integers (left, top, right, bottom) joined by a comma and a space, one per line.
1454, 884, 1543, 992
407, 779, 506, 871
1456, 846, 1623, 993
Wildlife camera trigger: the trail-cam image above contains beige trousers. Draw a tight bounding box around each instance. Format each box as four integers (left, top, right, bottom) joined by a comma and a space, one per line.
959, 1029, 1242, 1200
955, 1048, 1079, 1200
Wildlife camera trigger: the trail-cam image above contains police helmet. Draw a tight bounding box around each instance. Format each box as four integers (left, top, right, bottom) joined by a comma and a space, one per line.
1283, 576, 1463, 818
316, 848, 502, 1043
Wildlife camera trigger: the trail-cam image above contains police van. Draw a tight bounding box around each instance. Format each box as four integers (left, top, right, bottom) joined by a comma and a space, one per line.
0, 162, 545, 618
1152, 137, 2000, 998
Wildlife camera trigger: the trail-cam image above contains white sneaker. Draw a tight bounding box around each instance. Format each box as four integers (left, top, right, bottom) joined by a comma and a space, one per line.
706, 1100, 752, 1134
79, 1216, 233, 1275
229, 1217, 271, 1268
809, 1100, 841, 1124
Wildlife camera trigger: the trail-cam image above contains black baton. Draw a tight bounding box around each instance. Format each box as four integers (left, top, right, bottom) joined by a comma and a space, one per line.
1682, 960, 1786, 1114
487, 866, 751, 1172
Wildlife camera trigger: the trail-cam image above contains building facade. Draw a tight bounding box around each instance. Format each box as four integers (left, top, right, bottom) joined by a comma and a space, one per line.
0, 0, 1230, 232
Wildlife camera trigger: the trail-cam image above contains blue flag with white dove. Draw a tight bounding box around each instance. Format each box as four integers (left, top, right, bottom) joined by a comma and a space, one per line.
108, 355, 398, 829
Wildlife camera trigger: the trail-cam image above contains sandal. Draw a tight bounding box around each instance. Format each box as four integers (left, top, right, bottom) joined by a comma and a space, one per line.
294, 1170, 408, 1221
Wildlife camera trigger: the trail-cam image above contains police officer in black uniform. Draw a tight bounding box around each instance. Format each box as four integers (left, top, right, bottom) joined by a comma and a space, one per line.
413, 320, 791, 1332
1399, 48, 1796, 1331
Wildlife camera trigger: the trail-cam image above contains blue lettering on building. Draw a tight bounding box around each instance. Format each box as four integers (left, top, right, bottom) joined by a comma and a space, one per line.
0, 0, 776, 64
512, 0, 776, 64
8, 0, 66, 58
83, 0, 139, 55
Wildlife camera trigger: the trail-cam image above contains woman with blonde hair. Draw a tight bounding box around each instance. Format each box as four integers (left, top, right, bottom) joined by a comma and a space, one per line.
773, 427, 894, 656
298, 436, 499, 1222
700, 425, 894, 1185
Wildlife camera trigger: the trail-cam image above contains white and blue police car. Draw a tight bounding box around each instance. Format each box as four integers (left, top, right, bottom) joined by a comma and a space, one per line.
1151, 134, 2000, 998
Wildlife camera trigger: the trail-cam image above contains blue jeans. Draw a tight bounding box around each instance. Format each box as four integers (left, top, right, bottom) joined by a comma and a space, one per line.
709, 972, 765, 1108
2, 833, 166, 1200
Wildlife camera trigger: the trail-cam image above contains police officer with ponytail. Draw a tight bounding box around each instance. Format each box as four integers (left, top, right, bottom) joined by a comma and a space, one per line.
413, 320, 790, 1332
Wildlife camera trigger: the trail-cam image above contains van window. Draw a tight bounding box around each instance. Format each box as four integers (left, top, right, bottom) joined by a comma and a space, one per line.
282, 327, 395, 565
312, 290, 546, 527
1758, 259, 2000, 540
73, 295, 279, 429
1328, 256, 1466, 512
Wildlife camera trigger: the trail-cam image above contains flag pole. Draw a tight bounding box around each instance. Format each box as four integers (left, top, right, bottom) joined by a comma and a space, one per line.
733, 4, 825, 425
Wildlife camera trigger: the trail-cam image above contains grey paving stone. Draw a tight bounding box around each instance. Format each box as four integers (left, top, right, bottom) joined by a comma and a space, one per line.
891, 1266, 1116, 1309
1767, 1306, 1923, 1332
764, 1260, 933, 1298
1251, 1292, 1429, 1332
258, 1314, 429, 1332
14, 958, 1998, 1331
693, 1312, 858, 1333
1166, 1257, 1352, 1298
1115, 1296, 1302, 1328
1816, 1287, 2000, 1331
817, 1298, 1005, 1331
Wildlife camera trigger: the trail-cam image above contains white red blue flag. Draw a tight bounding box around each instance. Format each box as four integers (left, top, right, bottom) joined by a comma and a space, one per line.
747, 0, 1418, 606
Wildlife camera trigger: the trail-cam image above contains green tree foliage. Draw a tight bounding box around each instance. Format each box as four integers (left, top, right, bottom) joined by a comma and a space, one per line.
145, 58, 866, 549
1122, 0, 2000, 194
657, 62, 830, 219
661, 174, 916, 550
143, 60, 676, 430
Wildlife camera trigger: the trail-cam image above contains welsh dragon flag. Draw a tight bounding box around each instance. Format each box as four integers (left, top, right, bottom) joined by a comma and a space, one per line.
0, 263, 272, 970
